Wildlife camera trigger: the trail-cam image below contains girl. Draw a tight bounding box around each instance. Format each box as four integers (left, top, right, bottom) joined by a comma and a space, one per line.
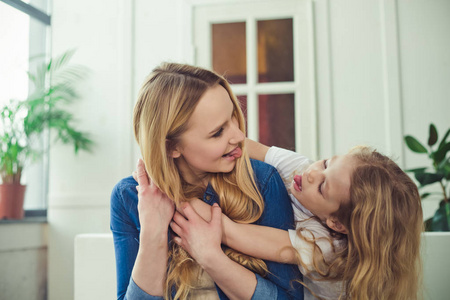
110, 63, 303, 300
170, 140, 423, 300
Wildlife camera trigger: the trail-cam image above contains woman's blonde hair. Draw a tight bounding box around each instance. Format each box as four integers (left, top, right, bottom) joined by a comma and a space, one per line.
296, 146, 423, 299
133, 62, 267, 299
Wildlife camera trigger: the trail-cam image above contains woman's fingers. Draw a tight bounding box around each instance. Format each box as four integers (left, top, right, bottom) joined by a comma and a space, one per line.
172, 211, 188, 227
181, 202, 201, 223
170, 220, 183, 236
136, 159, 149, 186
172, 236, 182, 245
210, 203, 222, 228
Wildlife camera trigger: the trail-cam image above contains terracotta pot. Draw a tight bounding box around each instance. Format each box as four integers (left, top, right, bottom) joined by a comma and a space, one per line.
0, 184, 26, 219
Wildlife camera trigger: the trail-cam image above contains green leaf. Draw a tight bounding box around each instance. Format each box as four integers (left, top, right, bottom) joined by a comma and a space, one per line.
405, 136, 428, 153
428, 201, 450, 231
438, 158, 450, 179
415, 172, 444, 186
420, 192, 431, 199
433, 142, 450, 164
439, 128, 450, 150
405, 167, 427, 174
428, 124, 438, 146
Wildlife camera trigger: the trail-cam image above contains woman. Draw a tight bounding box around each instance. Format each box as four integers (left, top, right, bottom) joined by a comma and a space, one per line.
110, 62, 303, 299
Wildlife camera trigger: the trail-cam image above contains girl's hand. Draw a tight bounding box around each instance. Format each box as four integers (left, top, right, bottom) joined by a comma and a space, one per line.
136, 159, 175, 236
170, 202, 223, 268
187, 198, 213, 221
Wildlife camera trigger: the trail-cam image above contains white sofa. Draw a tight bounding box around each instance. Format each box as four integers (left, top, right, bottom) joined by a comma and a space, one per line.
74, 233, 116, 300
74, 232, 450, 300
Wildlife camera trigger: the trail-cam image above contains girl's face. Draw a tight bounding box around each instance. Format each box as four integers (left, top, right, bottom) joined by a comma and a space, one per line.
290, 154, 357, 222
173, 84, 245, 186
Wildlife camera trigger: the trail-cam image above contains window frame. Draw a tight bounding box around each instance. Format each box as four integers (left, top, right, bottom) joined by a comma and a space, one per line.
189, 0, 318, 159
0, 0, 51, 218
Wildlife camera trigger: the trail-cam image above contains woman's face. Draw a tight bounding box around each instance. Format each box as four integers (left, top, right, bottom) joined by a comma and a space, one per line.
173, 84, 245, 185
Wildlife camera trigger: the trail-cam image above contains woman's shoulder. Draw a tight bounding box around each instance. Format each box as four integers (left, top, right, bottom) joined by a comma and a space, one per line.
250, 158, 278, 182
111, 176, 138, 206
250, 159, 287, 195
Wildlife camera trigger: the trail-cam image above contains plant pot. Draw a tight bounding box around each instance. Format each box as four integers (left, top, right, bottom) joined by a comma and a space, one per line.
0, 183, 26, 219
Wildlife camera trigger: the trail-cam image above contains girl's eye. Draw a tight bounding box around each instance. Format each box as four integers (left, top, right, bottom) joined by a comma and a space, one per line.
212, 128, 224, 138
319, 182, 324, 194
323, 159, 328, 169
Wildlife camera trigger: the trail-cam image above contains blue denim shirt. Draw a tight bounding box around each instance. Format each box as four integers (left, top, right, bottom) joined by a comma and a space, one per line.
110, 159, 304, 300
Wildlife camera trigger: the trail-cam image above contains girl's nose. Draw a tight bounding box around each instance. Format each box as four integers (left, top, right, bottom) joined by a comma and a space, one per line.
306, 168, 323, 183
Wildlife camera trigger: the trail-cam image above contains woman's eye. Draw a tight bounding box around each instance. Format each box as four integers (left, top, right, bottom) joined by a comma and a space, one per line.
323, 159, 328, 169
212, 128, 224, 138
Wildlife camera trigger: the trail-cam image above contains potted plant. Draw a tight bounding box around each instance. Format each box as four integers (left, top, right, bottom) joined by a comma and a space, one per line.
404, 123, 450, 231
0, 50, 93, 219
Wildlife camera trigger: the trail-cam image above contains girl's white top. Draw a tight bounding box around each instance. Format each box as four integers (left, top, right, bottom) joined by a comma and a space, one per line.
265, 146, 346, 300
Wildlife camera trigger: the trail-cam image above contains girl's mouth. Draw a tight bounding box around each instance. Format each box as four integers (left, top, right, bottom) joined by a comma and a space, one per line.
293, 175, 302, 192
222, 147, 242, 161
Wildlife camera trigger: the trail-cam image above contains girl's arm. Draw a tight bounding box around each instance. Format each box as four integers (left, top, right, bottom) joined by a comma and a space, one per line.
224, 216, 297, 264
171, 203, 257, 300
245, 138, 269, 161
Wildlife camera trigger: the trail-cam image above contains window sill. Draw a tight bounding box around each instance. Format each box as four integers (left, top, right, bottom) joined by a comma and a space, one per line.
0, 210, 47, 224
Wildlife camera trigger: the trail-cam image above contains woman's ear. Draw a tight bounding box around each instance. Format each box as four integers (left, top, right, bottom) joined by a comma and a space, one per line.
171, 149, 181, 158
326, 217, 348, 234
167, 139, 181, 158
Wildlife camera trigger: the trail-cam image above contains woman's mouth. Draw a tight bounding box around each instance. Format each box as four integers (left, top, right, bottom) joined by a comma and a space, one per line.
222, 147, 242, 161
293, 175, 302, 192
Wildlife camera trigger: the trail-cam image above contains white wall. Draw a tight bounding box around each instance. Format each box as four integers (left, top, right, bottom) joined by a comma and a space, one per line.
314, 0, 450, 219
48, 0, 184, 299
0, 223, 47, 300
48, 0, 449, 299
49, 0, 134, 299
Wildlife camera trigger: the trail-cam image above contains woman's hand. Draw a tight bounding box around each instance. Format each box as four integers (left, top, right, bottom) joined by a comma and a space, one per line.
171, 202, 258, 300
131, 159, 174, 296
170, 202, 223, 268
187, 198, 212, 221
135, 159, 175, 236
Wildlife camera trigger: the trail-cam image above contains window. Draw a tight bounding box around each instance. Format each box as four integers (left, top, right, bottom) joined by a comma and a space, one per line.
192, 0, 317, 159
0, 0, 51, 213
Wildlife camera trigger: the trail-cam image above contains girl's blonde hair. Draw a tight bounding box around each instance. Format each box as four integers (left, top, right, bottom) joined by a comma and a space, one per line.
297, 146, 423, 299
133, 62, 267, 299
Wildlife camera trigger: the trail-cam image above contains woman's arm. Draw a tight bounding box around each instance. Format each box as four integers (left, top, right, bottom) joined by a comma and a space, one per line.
132, 159, 174, 296
245, 138, 269, 161
171, 203, 257, 300
110, 160, 174, 300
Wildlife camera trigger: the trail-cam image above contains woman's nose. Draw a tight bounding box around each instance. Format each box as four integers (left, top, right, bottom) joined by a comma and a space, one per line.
229, 120, 245, 145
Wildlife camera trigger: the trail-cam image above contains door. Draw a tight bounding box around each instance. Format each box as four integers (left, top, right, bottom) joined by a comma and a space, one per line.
192, 0, 317, 158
